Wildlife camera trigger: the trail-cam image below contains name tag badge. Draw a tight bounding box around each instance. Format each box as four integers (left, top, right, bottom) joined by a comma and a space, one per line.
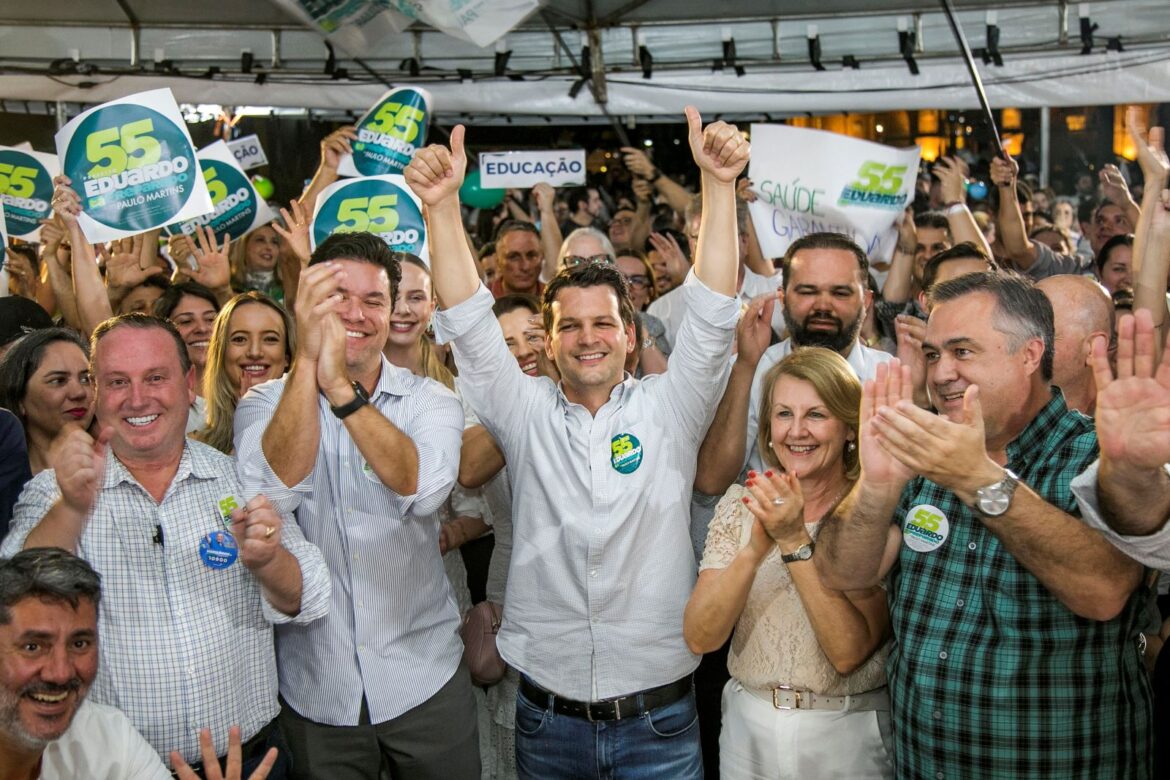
610, 432, 643, 474
199, 530, 239, 569
903, 504, 949, 553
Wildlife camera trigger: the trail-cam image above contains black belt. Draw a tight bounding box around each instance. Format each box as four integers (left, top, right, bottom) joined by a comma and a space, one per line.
520, 675, 691, 722
170, 719, 275, 777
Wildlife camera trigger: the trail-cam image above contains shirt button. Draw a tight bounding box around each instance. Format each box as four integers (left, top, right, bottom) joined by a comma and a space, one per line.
589, 569, 598, 578
955, 599, 965, 608
353, 553, 360, 561
939, 651, 948, 660
968, 542, 977, 551
936, 773, 945, 780
358, 644, 366, 651
933, 710, 942, 720
357, 601, 364, 609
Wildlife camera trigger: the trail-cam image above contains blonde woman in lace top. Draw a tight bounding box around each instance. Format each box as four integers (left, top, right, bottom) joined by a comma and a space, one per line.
684, 348, 897, 779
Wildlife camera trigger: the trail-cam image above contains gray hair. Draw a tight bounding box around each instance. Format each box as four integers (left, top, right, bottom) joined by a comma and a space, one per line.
557, 227, 616, 269
0, 548, 102, 624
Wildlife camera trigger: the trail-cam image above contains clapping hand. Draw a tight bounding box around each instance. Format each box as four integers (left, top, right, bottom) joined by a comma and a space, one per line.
742, 469, 808, 561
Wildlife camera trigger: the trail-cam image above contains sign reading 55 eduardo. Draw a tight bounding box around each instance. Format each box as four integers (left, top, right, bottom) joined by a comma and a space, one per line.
338, 87, 432, 178
55, 88, 214, 243
0, 146, 58, 241
310, 174, 427, 263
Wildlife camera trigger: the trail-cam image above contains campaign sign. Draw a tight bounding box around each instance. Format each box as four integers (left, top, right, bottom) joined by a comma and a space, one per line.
0, 146, 58, 240
56, 88, 213, 243
479, 150, 586, 189
227, 134, 268, 171
165, 141, 276, 241
339, 87, 432, 178
311, 174, 427, 262
747, 124, 921, 262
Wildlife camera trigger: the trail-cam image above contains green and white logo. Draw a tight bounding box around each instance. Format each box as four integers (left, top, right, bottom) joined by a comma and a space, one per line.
311, 175, 426, 259
903, 504, 949, 553
167, 141, 275, 241
0, 147, 55, 239
345, 87, 431, 177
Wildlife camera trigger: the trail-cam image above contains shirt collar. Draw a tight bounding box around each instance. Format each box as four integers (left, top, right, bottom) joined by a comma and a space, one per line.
556, 371, 636, 412
1005, 388, 1069, 464
101, 439, 213, 490
370, 354, 415, 399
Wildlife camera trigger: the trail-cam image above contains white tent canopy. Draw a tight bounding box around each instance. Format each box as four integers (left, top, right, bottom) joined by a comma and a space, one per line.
0, 1, 1167, 121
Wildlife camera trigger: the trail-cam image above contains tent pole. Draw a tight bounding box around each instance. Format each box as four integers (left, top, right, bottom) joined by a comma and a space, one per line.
1040, 106, 1051, 188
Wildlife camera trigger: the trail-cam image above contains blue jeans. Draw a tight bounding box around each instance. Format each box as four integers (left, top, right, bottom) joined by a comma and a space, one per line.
515, 679, 703, 779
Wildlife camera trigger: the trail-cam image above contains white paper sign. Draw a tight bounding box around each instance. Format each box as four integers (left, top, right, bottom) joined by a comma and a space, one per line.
747, 124, 921, 261
227, 134, 269, 171
55, 88, 214, 244
166, 141, 277, 241
479, 150, 586, 189
310, 174, 428, 263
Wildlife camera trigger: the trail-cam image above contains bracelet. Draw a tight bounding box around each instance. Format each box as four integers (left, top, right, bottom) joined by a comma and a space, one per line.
943, 202, 967, 216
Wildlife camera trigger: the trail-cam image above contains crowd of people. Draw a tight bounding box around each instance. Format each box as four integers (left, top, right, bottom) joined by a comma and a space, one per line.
0, 99, 1169, 780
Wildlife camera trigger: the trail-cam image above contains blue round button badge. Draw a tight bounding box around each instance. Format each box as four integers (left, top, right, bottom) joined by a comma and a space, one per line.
610, 432, 643, 474
199, 530, 239, 569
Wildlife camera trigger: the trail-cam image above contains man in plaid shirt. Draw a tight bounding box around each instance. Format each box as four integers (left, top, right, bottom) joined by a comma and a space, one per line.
817, 271, 1152, 779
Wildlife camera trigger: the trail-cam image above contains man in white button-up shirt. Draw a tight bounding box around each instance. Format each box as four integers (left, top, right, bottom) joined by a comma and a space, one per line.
410, 107, 748, 779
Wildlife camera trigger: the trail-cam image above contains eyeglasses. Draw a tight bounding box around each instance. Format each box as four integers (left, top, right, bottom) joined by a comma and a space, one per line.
564, 254, 615, 268
625, 274, 650, 288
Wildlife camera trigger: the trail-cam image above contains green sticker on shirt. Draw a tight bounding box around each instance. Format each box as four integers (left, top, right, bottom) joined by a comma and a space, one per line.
903, 504, 949, 552
610, 433, 643, 474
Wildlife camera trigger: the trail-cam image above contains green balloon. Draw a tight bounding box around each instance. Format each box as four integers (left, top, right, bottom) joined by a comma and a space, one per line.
459, 169, 505, 210
251, 174, 275, 201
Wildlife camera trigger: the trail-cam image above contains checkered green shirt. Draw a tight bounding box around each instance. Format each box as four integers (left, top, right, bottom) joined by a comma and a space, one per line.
888, 391, 1153, 779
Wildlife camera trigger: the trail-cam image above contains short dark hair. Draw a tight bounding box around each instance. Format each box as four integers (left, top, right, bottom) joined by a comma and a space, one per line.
0, 327, 89, 429
1077, 198, 1098, 225
152, 281, 220, 320
914, 211, 952, 233
309, 232, 403, 305
91, 313, 192, 375
0, 547, 102, 625
495, 220, 541, 244
780, 233, 869, 290
493, 293, 541, 319
921, 242, 994, 293
930, 271, 1054, 380
566, 187, 592, 213
137, 273, 172, 294
1095, 233, 1134, 274
542, 263, 636, 332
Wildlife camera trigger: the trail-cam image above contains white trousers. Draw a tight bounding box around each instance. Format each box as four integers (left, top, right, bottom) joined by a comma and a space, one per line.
719, 679, 894, 780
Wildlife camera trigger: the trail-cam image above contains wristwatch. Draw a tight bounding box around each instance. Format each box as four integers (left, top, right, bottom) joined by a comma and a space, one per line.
974, 468, 1019, 517
780, 540, 815, 564
329, 381, 369, 420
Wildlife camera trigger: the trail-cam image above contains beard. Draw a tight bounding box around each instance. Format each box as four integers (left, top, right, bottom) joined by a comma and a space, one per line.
0, 677, 87, 749
785, 306, 863, 354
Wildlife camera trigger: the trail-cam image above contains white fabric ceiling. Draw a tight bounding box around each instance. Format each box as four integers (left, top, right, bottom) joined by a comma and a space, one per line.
0, 1, 1167, 120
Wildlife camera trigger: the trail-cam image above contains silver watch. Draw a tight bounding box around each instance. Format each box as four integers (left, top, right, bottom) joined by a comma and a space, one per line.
780, 541, 815, 563
974, 468, 1019, 517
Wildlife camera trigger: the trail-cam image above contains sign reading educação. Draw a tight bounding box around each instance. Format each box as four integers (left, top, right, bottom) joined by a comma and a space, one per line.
311, 174, 428, 263
55, 88, 214, 244
227, 134, 269, 171
339, 87, 432, 178
478, 150, 586, 189
0, 146, 58, 241
165, 141, 277, 242
746, 124, 921, 262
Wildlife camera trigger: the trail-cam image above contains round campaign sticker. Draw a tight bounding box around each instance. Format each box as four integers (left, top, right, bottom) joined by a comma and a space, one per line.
313, 177, 425, 255
902, 504, 950, 553
62, 103, 196, 232
171, 159, 258, 240
199, 530, 239, 569
352, 88, 430, 176
610, 432, 643, 475
0, 149, 53, 236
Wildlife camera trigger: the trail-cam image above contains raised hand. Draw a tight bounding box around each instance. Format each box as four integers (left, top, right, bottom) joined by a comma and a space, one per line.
859, 359, 917, 489
632, 177, 654, 203
686, 106, 750, 183
229, 495, 284, 571
532, 182, 555, 213
172, 725, 278, 780
1092, 309, 1170, 471
895, 315, 929, 407
620, 145, 656, 179
735, 177, 758, 203
647, 231, 689, 282
185, 226, 232, 292
404, 124, 467, 206
100, 234, 154, 293
1126, 107, 1170, 188
1099, 164, 1136, 210
320, 125, 357, 171
736, 293, 777, 368
5, 248, 38, 298
49, 176, 82, 225
51, 426, 113, 517
989, 155, 1018, 190
933, 156, 968, 205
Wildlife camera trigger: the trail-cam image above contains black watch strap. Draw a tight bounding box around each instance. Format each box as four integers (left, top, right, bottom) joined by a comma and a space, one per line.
329, 381, 369, 420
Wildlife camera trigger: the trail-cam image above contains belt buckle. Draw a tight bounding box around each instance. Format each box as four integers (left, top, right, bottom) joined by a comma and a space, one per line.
586, 698, 620, 722
772, 684, 802, 710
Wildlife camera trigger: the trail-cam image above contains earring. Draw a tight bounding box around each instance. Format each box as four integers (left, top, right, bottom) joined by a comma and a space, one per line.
847, 441, 856, 452
768, 440, 773, 449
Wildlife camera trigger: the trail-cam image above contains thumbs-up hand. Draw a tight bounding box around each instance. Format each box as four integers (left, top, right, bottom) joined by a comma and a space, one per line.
404, 124, 467, 206
685, 106, 750, 183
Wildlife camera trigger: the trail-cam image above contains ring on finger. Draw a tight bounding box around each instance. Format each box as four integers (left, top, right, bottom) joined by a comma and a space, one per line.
771, 497, 785, 507
264, 525, 275, 539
